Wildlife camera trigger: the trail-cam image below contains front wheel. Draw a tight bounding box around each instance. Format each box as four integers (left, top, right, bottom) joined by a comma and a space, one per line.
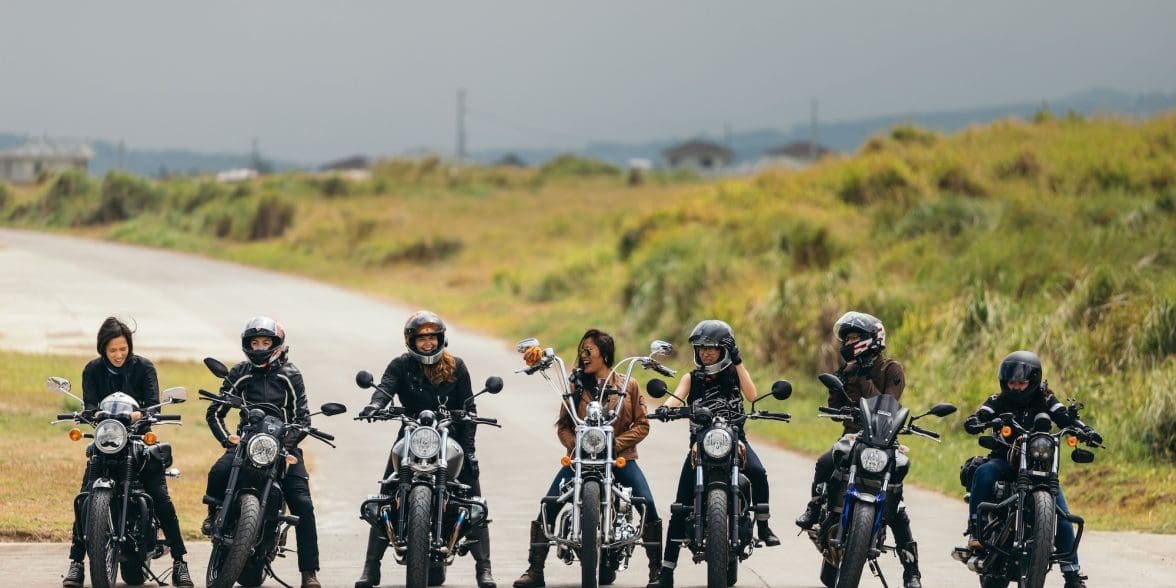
206, 493, 262, 588
705, 488, 730, 588
120, 559, 146, 586
85, 489, 119, 588
834, 502, 876, 588
980, 576, 1010, 588
580, 480, 602, 588
406, 485, 433, 588
1024, 491, 1056, 588
820, 560, 837, 588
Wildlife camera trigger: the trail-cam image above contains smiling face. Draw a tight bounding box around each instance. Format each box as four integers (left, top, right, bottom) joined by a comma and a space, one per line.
578, 339, 608, 377
104, 336, 130, 367
249, 336, 274, 351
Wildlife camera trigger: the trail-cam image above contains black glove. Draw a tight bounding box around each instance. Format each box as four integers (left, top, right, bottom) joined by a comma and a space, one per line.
358, 403, 380, 418
858, 351, 877, 371
283, 427, 307, 449
963, 416, 986, 435
1083, 428, 1103, 446
466, 453, 481, 478
720, 335, 742, 365
654, 406, 669, 421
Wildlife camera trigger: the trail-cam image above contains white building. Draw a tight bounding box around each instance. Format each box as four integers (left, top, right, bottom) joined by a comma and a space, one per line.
0, 141, 94, 184
662, 140, 734, 174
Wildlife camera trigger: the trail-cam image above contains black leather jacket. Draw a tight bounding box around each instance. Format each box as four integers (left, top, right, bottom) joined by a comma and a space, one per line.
82, 355, 160, 411
367, 353, 477, 454
964, 387, 1090, 458
206, 360, 310, 448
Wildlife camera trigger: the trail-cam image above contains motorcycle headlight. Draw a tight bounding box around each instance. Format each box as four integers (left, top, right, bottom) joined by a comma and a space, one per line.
93, 420, 128, 454
859, 447, 890, 473
581, 427, 608, 456
1028, 436, 1055, 462
702, 429, 733, 459
247, 434, 280, 467
409, 428, 441, 459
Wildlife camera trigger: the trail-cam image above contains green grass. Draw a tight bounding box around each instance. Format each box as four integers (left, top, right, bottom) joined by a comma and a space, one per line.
0, 351, 224, 540
4, 114, 1176, 531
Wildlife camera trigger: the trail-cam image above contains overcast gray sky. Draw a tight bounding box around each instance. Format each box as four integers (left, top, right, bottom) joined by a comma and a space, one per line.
1, 1, 1173, 162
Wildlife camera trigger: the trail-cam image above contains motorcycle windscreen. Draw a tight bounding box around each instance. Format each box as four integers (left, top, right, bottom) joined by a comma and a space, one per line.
858, 394, 908, 446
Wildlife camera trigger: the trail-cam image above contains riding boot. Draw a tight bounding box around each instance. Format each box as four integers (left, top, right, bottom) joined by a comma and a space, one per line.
62, 561, 84, 588
652, 565, 674, 588
1063, 571, 1088, 588
470, 526, 497, 588
756, 519, 780, 547
795, 497, 822, 530
301, 571, 321, 588
512, 521, 549, 588
643, 520, 664, 588
355, 527, 389, 588
897, 541, 921, 588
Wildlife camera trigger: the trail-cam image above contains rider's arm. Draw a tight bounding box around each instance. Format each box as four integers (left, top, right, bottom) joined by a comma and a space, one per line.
963, 395, 1000, 434
614, 380, 649, 454
453, 360, 477, 454
287, 364, 311, 426
370, 359, 402, 409
735, 364, 757, 403
662, 374, 691, 409
556, 403, 576, 452
138, 357, 161, 409
206, 396, 233, 447
81, 360, 100, 412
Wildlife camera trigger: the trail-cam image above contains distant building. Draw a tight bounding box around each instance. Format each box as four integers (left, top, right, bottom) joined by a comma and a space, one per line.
493, 153, 528, 168
0, 140, 93, 184
759, 141, 834, 169
320, 155, 370, 172
663, 140, 733, 173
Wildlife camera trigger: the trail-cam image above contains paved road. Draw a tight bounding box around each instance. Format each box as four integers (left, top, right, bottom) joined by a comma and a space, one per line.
1, 228, 1173, 587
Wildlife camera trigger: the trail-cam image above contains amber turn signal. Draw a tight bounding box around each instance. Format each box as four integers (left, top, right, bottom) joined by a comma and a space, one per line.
560, 455, 572, 467
286, 454, 299, 465
68, 428, 83, 442
1067, 436, 1078, 447
143, 432, 158, 446
1000, 426, 1012, 437
615, 457, 627, 469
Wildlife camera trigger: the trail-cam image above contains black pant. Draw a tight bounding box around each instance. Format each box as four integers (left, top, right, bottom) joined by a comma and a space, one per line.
811, 447, 915, 545
663, 437, 770, 565
70, 460, 187, 561
206, 448, 320, 572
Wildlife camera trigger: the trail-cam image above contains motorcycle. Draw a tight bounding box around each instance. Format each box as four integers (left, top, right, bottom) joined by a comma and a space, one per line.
354, 369, 503, 588
951, 398, 1101, 588
48, 376, 187, 588
809, 373, 956, 588
645, 374, 794, 588
515, 338, 674, 588
198, 357, 345, 588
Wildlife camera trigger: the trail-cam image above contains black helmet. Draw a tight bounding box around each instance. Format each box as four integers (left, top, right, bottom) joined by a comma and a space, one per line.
404, 310, 447, 365
833, 311, 886, 363
998, 350, 1042, 397
241, 316, 287, 369
688, 319, 734, 375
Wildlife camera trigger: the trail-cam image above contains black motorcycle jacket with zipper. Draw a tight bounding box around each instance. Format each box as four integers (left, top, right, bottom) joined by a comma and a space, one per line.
964, 387, 1091, 458
366, 353, 477, 454
206, 360, 311, 450
82, 355, 160, 411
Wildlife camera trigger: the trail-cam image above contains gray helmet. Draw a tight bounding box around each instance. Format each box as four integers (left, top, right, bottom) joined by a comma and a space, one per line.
242, 316, 287, 369
404, 310, 447, 365
688, 319, 734, 375
833, 311, 886, 363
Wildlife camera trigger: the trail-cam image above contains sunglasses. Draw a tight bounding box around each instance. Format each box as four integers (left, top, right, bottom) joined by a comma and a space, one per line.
578, 347, 596, 358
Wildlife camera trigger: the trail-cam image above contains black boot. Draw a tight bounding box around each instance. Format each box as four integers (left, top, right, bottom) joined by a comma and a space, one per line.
172, 559, 194, 587
643, 520, 664, 588
795, 497, 822, 530
512, 521, 549, 588
201, 506, 217, 536
470, 527, 497, 588
62, 561, 84, 588
897, 541, 921, 588
355, 527, 389, 588
1063, 571, 1088, 588
756, 519, 780, 547
652, 566, 673, 588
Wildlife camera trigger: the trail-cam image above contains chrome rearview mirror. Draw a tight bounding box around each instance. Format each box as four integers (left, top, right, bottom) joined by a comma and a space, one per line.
162, 387, 188, 404
47, 376, 72, 394
515, 338, 540, 354
650, 340, 673, 357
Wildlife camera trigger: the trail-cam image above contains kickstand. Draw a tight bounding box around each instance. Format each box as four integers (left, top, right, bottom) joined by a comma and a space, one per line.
869, 558, 889, 588
266, 563, 295, 588
145, 563, 170, 587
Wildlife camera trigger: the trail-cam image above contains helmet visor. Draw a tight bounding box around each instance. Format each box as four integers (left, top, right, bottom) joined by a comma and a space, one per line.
998, 361, 1036, 383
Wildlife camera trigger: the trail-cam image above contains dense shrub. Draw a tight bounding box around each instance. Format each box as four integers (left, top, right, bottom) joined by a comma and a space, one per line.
90, 172, 163, 224
838, 158, 924, 205
248, 195, 296, 240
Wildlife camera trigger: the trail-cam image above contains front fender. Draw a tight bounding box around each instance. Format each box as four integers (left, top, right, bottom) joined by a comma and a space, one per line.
91, 478, 115, 490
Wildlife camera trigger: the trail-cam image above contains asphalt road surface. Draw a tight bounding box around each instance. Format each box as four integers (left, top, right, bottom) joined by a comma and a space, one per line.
1, 228, 1172, 587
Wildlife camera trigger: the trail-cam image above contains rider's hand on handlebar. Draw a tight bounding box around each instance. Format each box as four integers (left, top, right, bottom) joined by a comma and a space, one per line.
653, 405, 669, 421
358, 403, 380, 419
1082, 427, 1103, 446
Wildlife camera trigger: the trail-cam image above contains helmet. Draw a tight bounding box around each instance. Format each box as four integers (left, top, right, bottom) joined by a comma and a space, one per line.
404, 310, 447, 365
241, 316, 287, 369
833, 311, 886, 363
688, 319, 734, 375
998, 351, 1042, 397
97, 392, 140, 418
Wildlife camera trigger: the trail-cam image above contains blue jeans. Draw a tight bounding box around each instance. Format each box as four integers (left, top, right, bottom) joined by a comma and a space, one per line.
968, 458, 1078, 572
539, 461, 660, 523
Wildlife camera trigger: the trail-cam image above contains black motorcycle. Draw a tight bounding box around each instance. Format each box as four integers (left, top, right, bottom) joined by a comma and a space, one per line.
354, 370, 503, 588
646, 377, 793, 588
951, 400, 1101, 588
809, 373, 956, 588
48, 376, 187, 588
198, 357, 345, 588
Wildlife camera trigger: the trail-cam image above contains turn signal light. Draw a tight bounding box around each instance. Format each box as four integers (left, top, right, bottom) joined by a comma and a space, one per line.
286, 455, 299, 465
615, 457, 627, 469
1000, 426, 1012, 438
1067, 436, 1078, 447
560, 455, 572, 467
143, 432, 158, 446
68, 428, 83, 442
228, 434, 241, 445
524, 346, 544, 366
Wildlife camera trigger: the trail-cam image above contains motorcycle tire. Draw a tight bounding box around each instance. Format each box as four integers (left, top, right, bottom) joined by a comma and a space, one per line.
406, 485, 433, 588
207, 493, 262, 588
1025, 491, 1056, 588
85, 489, 119, 588
820, 560, 837, 588
705, 488, 729, 588
580, 480, 602, 588
980, 576, 1009, 588
834, 502, 876, 588
238, 560, 265, 587
120, 560, 146, 586
428, 564, 447, 586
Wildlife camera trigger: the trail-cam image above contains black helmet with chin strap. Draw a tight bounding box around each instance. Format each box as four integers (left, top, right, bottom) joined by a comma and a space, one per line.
998, 350, 1043, 399
241, 316, 287, 369
688, 319, 734, 375
404, 310, 447, 365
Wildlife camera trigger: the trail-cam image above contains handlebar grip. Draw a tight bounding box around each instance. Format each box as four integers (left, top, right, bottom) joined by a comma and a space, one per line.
817, 406, 840, 415
477, 417, 499, 425
198, 389, 219, 400
156, 414, 182, 421
654, 364, 675, 377
56, 413, 76, 420
311, 429, 335, 442
910, 424, 939, 439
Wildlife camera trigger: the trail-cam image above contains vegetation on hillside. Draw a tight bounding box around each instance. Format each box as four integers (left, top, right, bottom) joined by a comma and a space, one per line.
3, 113, 1175, 531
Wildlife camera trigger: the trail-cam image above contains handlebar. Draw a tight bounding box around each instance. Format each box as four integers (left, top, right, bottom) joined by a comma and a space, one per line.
751, 411, 791, 422
908, 423, 940, 440
56, 413, 77, 421
155, 414, 182, 422
308, 428, 334, 442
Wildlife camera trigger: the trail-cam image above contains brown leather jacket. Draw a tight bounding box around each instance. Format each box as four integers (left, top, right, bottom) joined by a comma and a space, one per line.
557, 374, 648, 460
828, 357, 905, 434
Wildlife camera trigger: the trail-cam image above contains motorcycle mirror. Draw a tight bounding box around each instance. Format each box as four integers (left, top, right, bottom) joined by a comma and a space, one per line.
165, 468, 181, 479
355, 370, 375, 389
162, 387, 187, 404
47, 376, 72, 394
978, 436, 1002, 451
515, 338, 540, 353
927, 403, 957, 418
1071, 448, 1095, 464
646, 378, 668, 399
203, 357, 229, 378
818, 373, 845, 395
770, 380, 793, 401
484, 376, 504, 394
649, 340, 674, 357
320, 402, 347, 416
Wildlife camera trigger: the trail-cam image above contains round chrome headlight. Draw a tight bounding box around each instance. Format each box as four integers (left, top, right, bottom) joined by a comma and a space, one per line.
1028, 436, 1055, 462
581, 427, 608, 456
247, 434, 280, 467
94, 420, 128, 454
409, 428, 441, 459
701, 429, 733, 459
859, 447, 890, 473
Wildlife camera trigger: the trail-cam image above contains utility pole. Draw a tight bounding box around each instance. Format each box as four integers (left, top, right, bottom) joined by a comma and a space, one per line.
810, 99, 819, 160
723, 121, 732, 149
456, 88, 466, 167
117, 139, 126, 171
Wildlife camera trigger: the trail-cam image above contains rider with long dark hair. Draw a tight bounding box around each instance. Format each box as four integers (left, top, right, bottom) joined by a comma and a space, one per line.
62, 317, 193, 588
